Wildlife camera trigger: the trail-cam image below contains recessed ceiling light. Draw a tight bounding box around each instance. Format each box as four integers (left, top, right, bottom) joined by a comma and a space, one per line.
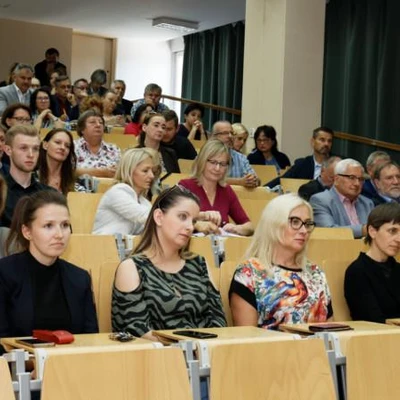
152, 17, 199, 34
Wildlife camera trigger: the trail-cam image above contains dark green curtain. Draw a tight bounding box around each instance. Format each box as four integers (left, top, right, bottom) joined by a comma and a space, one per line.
322, 0, 400, 163
181, 21, 244, 128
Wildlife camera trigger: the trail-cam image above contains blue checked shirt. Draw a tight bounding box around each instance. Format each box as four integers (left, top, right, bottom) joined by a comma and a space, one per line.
228, 149, 257, 178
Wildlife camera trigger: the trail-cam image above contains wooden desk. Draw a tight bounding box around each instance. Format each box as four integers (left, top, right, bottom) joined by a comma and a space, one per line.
386, 318, 400, 326
280, 321, 400, 355
1, 333, 157, 379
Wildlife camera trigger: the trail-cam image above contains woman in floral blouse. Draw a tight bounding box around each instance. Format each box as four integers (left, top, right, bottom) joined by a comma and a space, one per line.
229, 193, 333, 329
74, 110, 121, 178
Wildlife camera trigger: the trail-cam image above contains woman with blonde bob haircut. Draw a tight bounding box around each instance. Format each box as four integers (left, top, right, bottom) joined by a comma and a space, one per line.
179, 139, 253, 236
230, 193, 333, 329
92, 147, 160, 235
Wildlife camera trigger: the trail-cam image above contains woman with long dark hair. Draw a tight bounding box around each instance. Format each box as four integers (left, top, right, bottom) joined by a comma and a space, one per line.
38, 128, 77, 194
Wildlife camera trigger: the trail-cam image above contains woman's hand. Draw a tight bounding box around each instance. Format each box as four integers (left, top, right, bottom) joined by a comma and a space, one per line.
195, 221, 219, 235
222, 223, 238, 234
199, 210, 222, 226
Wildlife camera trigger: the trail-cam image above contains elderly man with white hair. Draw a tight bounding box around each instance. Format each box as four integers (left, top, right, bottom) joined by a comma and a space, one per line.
309, 158, 374, 238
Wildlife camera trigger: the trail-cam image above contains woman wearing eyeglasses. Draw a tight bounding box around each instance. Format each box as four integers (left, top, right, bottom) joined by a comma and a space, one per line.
230, 193, 333, 329
0, 103, 32, 129
247, 125, 290, 173
345, 203, 400, 323
179, 139, 253, 236
30, 87, 65, 130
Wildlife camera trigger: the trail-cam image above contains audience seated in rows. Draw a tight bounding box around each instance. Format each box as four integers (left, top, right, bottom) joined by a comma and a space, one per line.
230, 193, 332, 329
130, 83, 168, 119
212, 120, 259, 188
74, 110, 121, 178
137, 112, 180, 174
231, 122, 249, 153
34, 48, 67, 88
38, 128, 79, 194
88, 69, 108, 97
1, 103, 32, 129
124, 103, 154, 136
1, 125, 52, 227
345, 203, 400, 323
102, 90, 125, 126
361, 150, 391, 205
0, 191, 98, 354
111, 79, 133, 116
247, 125, 291, 173
309, 158, 374, 238
52, 75, 79, 121
298, 156, 341, 201
31, 87, 64, 130
179, 139, 253, 237
266, 126, 334, 188
177, 102, 207, 140
0, 63, 34, 115
93, 148, 159, 235
162, 110, 197, 160
112, 186, 226, 340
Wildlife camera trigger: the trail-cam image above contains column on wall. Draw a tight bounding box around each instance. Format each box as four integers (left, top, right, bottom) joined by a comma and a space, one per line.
241, 0, 326, 160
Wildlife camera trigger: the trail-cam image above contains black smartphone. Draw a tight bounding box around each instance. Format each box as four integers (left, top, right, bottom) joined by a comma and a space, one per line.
15, 337, 56, 348
173, 330, 218, 339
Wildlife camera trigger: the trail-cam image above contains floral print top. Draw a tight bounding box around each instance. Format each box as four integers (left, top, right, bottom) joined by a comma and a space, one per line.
74, 137, 121, 170
230, 258, 333, 329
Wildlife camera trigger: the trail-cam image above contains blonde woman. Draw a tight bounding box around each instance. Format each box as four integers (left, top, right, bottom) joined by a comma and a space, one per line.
230, 194, 333, 329
92, 148, 159, 235
179, 139, 253, 236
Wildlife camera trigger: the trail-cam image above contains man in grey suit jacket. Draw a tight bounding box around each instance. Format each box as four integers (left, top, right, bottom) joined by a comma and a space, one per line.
310, 158, 374, 238
0, 64, 33, 115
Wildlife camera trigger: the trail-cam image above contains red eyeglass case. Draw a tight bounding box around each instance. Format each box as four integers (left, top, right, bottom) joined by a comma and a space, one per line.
33, 330, 75, 344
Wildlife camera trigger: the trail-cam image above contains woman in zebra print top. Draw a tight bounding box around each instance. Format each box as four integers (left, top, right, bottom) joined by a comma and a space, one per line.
112, 185, 226, 339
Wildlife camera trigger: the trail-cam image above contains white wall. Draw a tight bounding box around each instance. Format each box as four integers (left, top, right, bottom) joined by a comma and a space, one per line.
115, 38, 173, 104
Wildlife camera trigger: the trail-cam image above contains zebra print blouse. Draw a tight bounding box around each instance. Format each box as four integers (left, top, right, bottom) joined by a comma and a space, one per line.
112, 254, 226, 336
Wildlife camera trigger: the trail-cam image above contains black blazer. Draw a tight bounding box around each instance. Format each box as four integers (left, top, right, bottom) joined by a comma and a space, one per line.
266, 155, 316, 188
159, 145, 181, 174
247, 149, 291, 169
298, 178, 326, 201
0, 252, 99, 340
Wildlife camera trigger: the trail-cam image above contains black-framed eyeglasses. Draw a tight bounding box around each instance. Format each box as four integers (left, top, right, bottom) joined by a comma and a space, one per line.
207, 159, 229, 168
337, 174, 365, 183
288, 217, 316, 232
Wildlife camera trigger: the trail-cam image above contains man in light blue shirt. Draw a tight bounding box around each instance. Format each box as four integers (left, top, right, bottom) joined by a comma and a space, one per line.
211, 120, 259, 188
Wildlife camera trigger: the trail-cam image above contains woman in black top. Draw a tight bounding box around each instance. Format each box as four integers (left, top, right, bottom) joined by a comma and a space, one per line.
0, 191, 98, 348
247, 125, 290, 173
345, 203, 400, 323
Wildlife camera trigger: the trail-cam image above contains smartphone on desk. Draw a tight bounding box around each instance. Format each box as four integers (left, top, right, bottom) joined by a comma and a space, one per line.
172, 330, 218, 339
308, 323, 353, 332
15, 337, 56, 348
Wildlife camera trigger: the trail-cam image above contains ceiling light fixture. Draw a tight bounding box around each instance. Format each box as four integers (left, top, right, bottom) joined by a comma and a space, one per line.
152, 17, 199, 34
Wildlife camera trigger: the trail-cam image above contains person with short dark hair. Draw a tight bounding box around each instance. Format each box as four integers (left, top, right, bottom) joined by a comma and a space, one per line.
34, 48, 67, 87
266, 126, 334, 188
1, 103, 32, 129
247, 125, 291, 173
1, 125, 53, 227
52, 75, 79, 121
111, 80, 133, 116
162, 110, 197, 160
31, 87, 64, 130
177, 103, 207, 140
88, 69, 108, 97
124, 103, 154, 136
0, 190, 98, 351
345, 203, 400, 323
72, 78, 89, 106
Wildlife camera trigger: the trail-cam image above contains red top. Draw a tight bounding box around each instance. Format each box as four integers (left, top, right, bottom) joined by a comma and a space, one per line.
124, 122, 141, 136
179, 178, 250, 225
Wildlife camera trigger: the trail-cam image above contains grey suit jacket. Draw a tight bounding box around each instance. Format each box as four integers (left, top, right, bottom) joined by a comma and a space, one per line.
309, 187, 374, 238
0, 85, 31, 115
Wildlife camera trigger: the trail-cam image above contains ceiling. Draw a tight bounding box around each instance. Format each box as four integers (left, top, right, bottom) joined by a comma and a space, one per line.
0, 0, 246, 41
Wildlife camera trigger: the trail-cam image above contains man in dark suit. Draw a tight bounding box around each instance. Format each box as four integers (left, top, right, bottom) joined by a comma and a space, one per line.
34, 48, 67, 87
371, 161, 400, 204
0, 64, 33, 115
266, 126, 334, 188
309, 158, 374, 238
111, 80, 133, 117
298, 156, 341, 201
52, 76, 79, 121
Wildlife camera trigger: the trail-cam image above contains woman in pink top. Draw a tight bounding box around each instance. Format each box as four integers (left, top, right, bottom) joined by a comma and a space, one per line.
179, 139, 253, 236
